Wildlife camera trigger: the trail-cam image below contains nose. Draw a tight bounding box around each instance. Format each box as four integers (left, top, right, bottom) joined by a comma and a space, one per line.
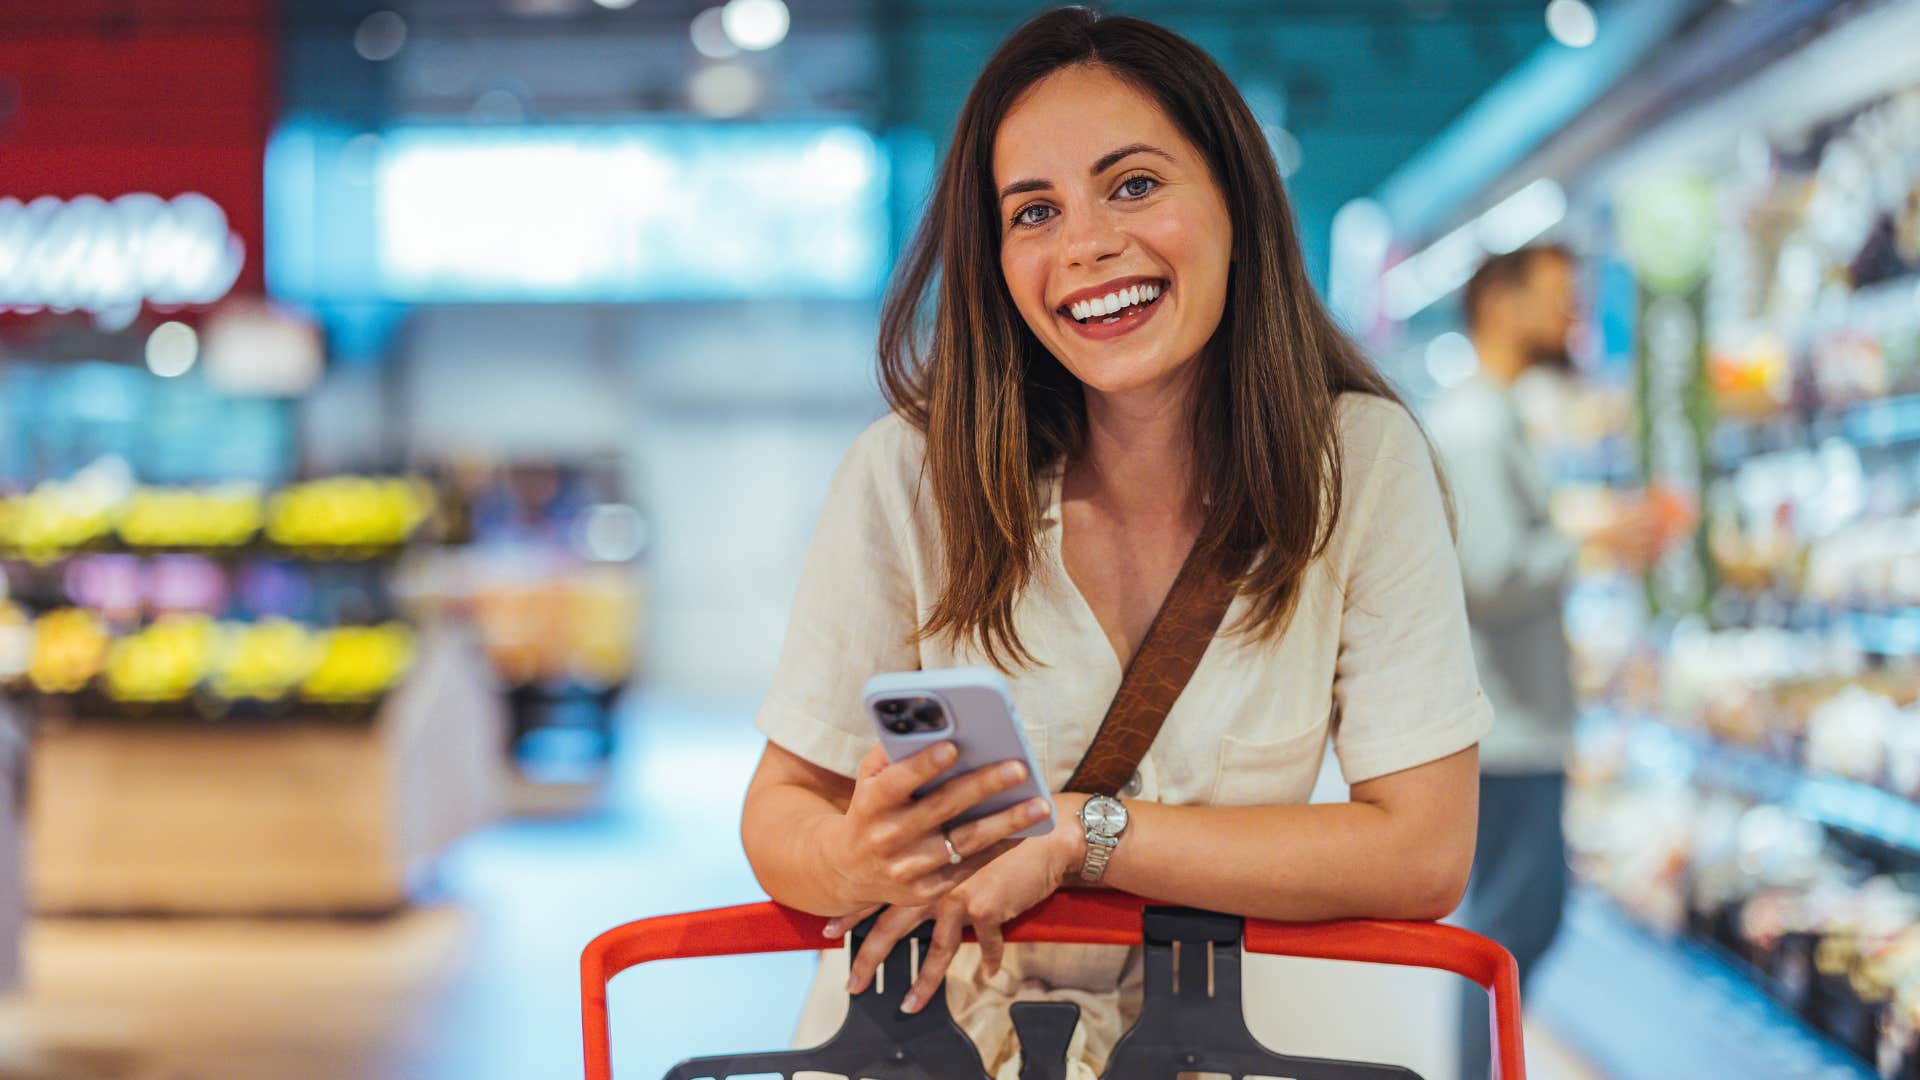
1060, 204, 1125, 268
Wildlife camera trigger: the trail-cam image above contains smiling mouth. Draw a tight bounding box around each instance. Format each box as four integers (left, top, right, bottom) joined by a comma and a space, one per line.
1060, 280, 1167, 325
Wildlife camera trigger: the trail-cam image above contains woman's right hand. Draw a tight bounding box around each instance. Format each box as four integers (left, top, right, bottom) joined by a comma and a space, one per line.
819, 742, 1053, 914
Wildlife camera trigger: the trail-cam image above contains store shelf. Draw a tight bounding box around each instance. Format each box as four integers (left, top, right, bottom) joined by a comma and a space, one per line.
1710, 591, 1920, 657
1714, 391, 1920, 464
1631, 720, 1920, 856
1535, 890, 1876, 1080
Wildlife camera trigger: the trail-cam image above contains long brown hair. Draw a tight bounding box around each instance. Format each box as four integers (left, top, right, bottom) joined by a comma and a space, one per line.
879, 7, 1411, 667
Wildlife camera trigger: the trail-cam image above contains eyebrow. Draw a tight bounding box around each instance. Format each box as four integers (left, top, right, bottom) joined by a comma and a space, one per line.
996, 143, 1177, 202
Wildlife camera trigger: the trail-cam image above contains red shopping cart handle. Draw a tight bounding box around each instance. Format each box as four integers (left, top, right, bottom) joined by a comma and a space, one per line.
582, 891, 1525, 1080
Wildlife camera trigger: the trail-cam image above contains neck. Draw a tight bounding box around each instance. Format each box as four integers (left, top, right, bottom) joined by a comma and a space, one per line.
1070, 365, 1203, 524
1470, 329, 1529, 389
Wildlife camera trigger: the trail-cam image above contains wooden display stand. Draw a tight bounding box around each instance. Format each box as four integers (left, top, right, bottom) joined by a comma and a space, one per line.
24, 623, 505, 915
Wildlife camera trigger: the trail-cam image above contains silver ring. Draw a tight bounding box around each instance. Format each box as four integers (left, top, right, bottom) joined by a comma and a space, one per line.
942, 832, 963, 866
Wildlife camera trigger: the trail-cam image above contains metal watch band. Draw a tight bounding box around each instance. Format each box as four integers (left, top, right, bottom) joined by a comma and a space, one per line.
1079, 834, 1118, 883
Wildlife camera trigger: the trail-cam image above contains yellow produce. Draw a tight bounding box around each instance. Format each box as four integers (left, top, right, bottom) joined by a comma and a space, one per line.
266, 477, 434, 550
28, 608, 110, 693
0, 483, 116, 562
117, 485, 263, 548
301, 623, 416, 703
210, 618, 319, 700
103, 615, 216, 702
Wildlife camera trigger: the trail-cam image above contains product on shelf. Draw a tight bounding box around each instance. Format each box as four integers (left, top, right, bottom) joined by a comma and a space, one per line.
103, 615, 216, 703
300, 623, 416, 703
265, 477, 435, 552
25, 608, 110, 694
115, 485, 263, 549
0, 480, 117, 562
209, 618, 318, 701
1570, 733, 1920, 1073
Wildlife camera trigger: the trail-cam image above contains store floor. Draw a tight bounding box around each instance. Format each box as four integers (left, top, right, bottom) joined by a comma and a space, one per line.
0, 696, 1604, 1080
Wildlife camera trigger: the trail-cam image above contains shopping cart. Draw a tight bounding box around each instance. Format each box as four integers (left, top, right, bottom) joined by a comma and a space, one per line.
582, 890, 1525, 1080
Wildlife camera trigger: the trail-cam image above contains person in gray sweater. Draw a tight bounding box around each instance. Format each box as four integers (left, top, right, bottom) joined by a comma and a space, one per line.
1430, 244, 1667, 1079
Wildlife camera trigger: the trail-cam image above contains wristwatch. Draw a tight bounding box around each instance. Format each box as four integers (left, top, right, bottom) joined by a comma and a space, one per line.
1077, 795, 1129, 884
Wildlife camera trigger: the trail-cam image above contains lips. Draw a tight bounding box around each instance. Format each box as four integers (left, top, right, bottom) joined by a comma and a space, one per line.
1057, 280, 1167, 342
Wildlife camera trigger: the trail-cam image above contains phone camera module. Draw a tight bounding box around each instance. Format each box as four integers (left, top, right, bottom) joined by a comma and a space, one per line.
910, 700, 947, 733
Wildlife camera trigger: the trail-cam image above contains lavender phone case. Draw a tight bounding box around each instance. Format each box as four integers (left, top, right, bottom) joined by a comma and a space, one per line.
862, 667, 1055, 839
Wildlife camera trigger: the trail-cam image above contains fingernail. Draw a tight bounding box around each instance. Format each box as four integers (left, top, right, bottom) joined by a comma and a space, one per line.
1026, 799, 1049, 821
935, 742, 958, 766
822, 922, 839, 938
900, 992, 921, 1013
847, 973, 861, 993
1000, 761, 1026, 783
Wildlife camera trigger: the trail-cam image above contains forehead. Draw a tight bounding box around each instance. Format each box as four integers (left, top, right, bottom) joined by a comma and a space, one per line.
992, 65, 1191, 184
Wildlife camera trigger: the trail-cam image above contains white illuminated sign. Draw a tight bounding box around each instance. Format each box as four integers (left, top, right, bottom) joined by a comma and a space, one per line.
371, 125, 887, 301
0, 193, 246, 329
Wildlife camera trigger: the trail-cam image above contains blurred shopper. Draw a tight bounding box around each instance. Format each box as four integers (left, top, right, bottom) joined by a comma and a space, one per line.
740, 9, 1494, 1078
1432, 245, 1668, 1079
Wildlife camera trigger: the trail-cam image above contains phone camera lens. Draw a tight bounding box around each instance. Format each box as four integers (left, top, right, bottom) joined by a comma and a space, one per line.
910, 701, 945, 732
876, 699, 907, 715
886, 718, 916, 735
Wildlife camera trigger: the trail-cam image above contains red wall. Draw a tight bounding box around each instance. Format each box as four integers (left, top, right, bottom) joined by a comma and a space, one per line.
0, 1, 276, 295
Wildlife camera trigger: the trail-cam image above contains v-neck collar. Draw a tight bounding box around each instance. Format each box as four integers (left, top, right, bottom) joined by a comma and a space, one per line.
1043, 460, 1130, 680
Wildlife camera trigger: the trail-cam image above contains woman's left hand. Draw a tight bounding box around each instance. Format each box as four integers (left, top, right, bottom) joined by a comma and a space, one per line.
824, 794, 1089, 1014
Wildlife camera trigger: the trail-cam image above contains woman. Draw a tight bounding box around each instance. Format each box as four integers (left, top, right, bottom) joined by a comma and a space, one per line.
740, 8, 1490, 1076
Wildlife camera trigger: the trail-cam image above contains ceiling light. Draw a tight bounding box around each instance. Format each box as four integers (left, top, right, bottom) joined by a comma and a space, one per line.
1425, 332, 1480, 387
1545, 0, 1598, 49
690, 7, 738, 59
353, 11, 407, 62
145, 321, 199, 378
592, 0, 639, 8
721, 0, 789, 52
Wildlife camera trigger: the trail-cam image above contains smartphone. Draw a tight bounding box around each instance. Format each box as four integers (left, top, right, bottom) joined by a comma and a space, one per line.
862, 667, 1054, 839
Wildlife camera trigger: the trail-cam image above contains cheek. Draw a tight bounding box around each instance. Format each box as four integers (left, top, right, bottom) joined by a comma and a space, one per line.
1139, 203, 1231, 298
1001, 245, 1053, 324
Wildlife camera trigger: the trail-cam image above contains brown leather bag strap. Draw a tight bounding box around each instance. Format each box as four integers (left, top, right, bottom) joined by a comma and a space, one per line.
1062, 544, 1240, 796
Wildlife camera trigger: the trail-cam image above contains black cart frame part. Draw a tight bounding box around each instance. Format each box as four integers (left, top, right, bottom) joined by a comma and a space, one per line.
582, 892, 1527, 1079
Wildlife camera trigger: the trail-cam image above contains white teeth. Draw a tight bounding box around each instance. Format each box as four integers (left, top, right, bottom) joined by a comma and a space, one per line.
1067, 283, 1164, 323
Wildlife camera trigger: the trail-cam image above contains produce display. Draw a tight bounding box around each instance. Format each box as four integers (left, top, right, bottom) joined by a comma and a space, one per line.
300, 623, 416, 704
115, 485, 264, 549
0, 480, 116, 562
7, 608, 416, 710
208, 618, 318, 701
266, 477, 435, 553
24, 607, 110, 694
0, 475, 437, 562
103, 615, 217, 703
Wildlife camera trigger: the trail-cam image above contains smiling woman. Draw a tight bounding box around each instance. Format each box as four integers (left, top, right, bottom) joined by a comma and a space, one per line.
739, 8, 1492, 1078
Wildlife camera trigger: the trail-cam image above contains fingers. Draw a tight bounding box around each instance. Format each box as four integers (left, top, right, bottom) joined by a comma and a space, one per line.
856, 744, 890, 781
860, 741, 959, 808
846, 904, 928, 995
944, 796, 1053, 854
905, 760, 1032, 835
821, 903, 882, 939
901, 903, 969, 1014
976, 918, 1006, 980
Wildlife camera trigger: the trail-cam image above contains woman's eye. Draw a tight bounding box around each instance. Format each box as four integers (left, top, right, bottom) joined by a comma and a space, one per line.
1013, 204, 1055, 227
1117, 176, 1157, 199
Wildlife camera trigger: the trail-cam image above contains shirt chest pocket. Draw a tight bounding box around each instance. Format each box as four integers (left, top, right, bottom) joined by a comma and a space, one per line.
1208, 725, 1329, 806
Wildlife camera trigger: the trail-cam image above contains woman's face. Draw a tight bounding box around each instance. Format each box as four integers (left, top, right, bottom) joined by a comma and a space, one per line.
993, 65, 1234, 400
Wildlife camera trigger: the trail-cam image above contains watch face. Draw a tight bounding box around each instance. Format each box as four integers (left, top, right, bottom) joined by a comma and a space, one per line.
1084, 797, 1128, 836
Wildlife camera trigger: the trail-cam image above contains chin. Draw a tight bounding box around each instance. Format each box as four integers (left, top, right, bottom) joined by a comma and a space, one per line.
1061, 349, 1189, 398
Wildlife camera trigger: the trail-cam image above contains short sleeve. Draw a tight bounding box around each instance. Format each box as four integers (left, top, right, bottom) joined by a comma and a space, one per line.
1328, 398, 1493, 785
752, 417, 923, 778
